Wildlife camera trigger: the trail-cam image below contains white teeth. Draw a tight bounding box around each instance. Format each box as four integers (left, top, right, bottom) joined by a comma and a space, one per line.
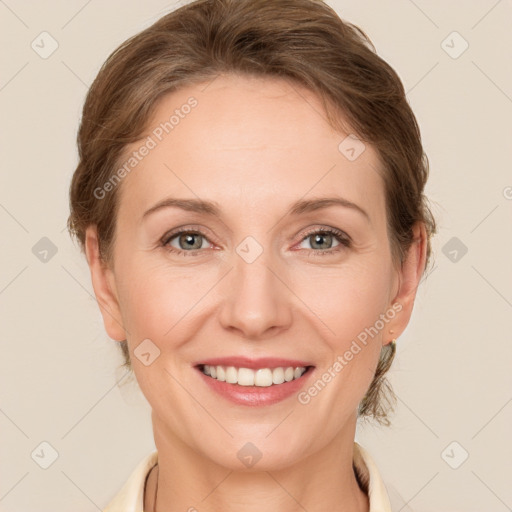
201, 365, 307, 386
216, 366, 226, 382
254, 368, 273, 387
272, 367, 285, 384
225, 366, 237, 384
284, 367, 294, 382
238, 367, 255, 386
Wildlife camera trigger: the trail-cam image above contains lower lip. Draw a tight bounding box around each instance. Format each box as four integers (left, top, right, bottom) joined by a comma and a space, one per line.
196, 367, 315, 406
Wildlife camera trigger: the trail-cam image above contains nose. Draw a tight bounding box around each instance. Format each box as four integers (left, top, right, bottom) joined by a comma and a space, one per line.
217, 247, 293, 340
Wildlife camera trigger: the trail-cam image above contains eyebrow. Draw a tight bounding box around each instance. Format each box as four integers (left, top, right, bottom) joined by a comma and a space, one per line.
141, 196, 370, 223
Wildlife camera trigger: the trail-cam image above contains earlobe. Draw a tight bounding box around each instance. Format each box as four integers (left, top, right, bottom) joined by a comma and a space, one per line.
84, 226, 127, 342
384, 222, 428, 344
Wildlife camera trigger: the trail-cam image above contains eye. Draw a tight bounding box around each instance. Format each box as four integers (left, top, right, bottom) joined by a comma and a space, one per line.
160, 226, 351, 257
161, 228, 212, 256
296, 227, 351, 255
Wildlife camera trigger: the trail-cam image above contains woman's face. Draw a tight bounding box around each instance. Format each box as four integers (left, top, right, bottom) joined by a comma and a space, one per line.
86, 74, 424, 470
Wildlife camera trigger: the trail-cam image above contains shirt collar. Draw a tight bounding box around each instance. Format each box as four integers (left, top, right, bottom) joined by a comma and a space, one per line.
103, 442, 392, 512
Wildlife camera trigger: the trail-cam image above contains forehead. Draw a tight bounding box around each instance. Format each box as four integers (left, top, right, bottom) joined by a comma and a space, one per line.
116, 74, 386, 225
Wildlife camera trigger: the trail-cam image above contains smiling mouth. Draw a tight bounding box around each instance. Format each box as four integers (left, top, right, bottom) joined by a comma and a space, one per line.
197, 364, 314, 387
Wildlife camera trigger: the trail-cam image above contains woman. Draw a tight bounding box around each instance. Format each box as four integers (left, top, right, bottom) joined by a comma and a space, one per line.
67, 0, 436, 510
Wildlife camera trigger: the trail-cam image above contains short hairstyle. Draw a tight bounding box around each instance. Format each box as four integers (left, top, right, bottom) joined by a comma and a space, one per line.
67, 0, 436, 426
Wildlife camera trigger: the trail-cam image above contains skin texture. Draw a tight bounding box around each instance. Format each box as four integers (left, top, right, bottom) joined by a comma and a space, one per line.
85, 74, 427, 512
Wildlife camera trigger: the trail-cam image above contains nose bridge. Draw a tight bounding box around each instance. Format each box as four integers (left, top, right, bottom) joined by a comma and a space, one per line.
218, 234, 291, 337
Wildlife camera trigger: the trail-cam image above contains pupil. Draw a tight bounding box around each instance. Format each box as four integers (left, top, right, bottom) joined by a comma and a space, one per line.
313, 233, 331, 249
181, 233, 201, 249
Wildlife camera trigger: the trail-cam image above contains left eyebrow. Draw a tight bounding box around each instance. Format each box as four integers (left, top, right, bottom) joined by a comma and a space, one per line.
287, 197, 370, 223
141, 196, 370, 223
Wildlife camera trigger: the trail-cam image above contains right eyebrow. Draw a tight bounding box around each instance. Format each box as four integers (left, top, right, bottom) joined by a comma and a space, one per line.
141, 198, 221, 221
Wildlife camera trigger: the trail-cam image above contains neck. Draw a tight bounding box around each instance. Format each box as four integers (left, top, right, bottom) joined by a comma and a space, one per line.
144, 414, 369, 512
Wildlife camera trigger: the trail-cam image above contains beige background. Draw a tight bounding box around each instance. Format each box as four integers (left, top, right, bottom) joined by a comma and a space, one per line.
1, 1, 511, 511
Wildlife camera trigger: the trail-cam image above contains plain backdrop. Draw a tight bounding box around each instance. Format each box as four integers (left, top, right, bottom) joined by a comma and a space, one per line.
1, 1, 511, 511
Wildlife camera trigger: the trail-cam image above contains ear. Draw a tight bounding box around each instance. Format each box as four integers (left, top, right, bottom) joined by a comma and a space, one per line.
84, 226, 127, 342
384, 221, 428, 345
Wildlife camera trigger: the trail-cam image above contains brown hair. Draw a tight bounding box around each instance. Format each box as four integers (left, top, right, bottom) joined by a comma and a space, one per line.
67, 0, 436, 426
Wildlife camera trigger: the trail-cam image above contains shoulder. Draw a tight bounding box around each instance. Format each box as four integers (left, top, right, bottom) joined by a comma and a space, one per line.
353, 442, 412, 512
103, 450, 158, 512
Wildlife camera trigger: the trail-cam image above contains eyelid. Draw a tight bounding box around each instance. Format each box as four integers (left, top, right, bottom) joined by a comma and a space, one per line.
161, 224, 352, 256
161, 227, 348, 245
291, 226, 352, 255
298, 225, 351, 243
161, 224, 216, 245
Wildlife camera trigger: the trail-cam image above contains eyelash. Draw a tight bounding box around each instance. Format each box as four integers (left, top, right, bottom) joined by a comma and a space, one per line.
161, 226, 351, 257
300, 227, 352, 256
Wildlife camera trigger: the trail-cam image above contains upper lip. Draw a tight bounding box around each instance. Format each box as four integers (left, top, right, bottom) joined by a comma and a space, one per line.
194, 356, 314, 370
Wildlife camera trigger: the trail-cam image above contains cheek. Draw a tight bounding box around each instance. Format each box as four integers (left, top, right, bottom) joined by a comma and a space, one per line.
294, 261, 392, 342
116, 256, 208, 339
295, 262, 391, 400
